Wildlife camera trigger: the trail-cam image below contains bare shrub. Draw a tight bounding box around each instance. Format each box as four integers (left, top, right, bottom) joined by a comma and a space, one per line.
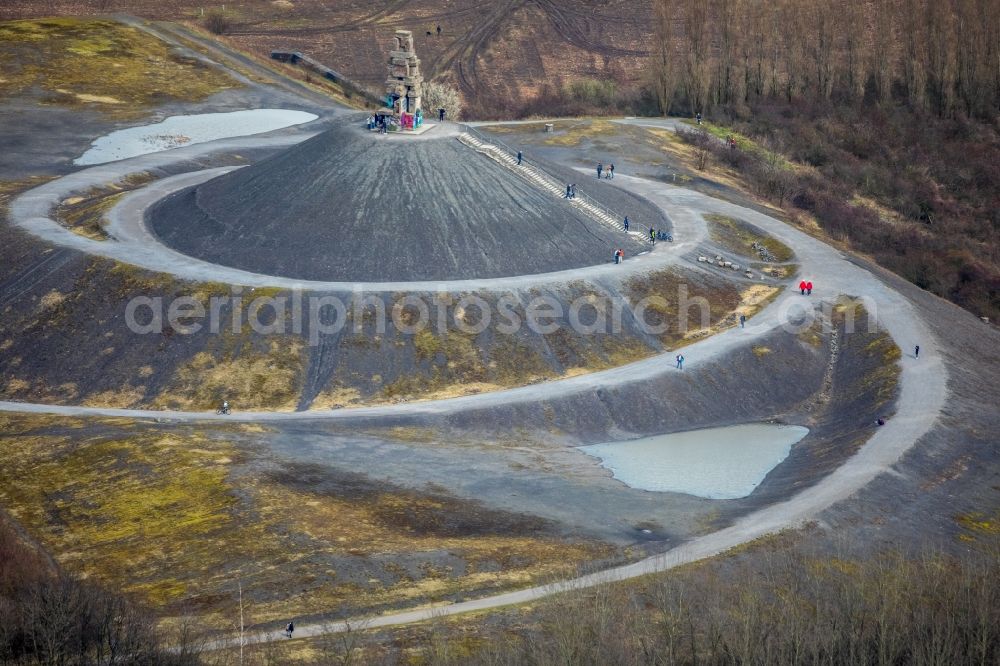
0, 518, 191, 665
204, 10, 231, 36
418, 541, 1000, 665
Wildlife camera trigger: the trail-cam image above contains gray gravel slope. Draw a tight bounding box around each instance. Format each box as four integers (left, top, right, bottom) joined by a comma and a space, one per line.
148, 122, 645, 281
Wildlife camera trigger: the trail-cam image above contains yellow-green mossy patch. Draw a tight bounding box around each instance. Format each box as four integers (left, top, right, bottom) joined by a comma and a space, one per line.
157, 339, 306, 410
0, 18, 239, 118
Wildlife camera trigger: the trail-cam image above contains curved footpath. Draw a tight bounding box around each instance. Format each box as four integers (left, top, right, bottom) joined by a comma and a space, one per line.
11, 127, 698, 293
227, 182, 947, 644
3, 128, 946, 646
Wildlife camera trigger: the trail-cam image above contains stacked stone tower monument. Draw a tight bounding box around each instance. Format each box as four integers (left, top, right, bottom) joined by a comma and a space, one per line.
385, 30, 423, 115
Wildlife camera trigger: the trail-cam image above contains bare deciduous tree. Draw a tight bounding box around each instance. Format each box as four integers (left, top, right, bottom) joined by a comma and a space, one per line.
648, 0, 1000, 119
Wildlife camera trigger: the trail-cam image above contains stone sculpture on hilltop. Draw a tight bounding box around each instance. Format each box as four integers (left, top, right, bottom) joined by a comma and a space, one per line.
385, 30, 423, 128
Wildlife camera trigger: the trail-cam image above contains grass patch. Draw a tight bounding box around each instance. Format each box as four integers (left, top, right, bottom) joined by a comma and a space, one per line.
538, 119, 621, 147
626, 269, 745, 348
0, 18, 238, 119
157, 338, 306, 410
955, 512, 1000, 540
706, 213, 795, 263
798, 321, 824, 348
310, 386, 362, 409
54, 172, 158, 240
481, 122, 553, 135
0, 432, 241, 607
757, 262, 798, 279
372, 318, 651, 405
0, 422, 613, 630
80, 385, 147, 408
683, 119, 793, 170
55, 190, 121, 239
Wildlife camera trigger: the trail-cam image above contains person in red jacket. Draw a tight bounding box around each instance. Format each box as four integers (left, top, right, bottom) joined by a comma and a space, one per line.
799, 280, 807, 295
806, 281, 813, 295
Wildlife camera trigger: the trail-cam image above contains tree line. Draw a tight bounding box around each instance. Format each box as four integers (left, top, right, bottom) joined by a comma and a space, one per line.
401, 540, 1000, 665
651, 0, 1000, 119
0, 518, 198, 665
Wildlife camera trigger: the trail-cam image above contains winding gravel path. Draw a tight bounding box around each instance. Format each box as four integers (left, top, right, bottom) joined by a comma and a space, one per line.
11, 127, 696, 293
2, 124, 946, 646
218, 178, 946, 645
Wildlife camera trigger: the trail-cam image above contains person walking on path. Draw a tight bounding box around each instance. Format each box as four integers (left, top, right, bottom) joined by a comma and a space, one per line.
624, 216, 629, 232
676, 354, 685, 369
799, 280, 807, 295
565, 184, 572, 199
739, 314, 746, 328
517, 150, 522, 165
285, 622, 294, 639
609, 163, 615, 179
650, 227, 656, 243
806, 281, 813, 295
914, 345, 920, 358
570, 184, 576, 199
597, 162, 603, 179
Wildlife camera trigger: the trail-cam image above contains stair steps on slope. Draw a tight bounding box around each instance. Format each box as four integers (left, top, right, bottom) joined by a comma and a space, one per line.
458, 133, 650, 243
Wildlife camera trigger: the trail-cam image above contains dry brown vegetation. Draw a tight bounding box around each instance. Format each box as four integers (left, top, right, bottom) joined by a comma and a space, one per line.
706, 213, 795, 263
53, 172, 157, 240
0, 416, 613, 640
0, 514, 194, 665
650, 0, 998, 120
397, 535, 1000, 666
625, 268, 749, 347
647, 0, 999, 320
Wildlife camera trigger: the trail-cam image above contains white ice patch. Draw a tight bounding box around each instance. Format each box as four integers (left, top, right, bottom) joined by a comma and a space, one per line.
74, 109, 319, 165
579, 423, 809, 499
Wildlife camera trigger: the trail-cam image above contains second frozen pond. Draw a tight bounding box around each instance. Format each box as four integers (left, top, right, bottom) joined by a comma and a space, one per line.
580, 423, 809, 500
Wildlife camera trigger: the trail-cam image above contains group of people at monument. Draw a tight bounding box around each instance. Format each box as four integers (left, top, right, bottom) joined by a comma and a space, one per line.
366, 114, 392, 134
366, 109, 425, 134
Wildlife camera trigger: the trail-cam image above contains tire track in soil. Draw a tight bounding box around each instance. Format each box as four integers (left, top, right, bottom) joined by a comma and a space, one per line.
231, 0, 648, 100
533, 0, 650, 57
432, 0, 648, 98
431, 0, 527, 95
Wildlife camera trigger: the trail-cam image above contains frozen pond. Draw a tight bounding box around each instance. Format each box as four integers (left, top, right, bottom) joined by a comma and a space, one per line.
74, 109, 318, 165
580, 423, 809, 499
